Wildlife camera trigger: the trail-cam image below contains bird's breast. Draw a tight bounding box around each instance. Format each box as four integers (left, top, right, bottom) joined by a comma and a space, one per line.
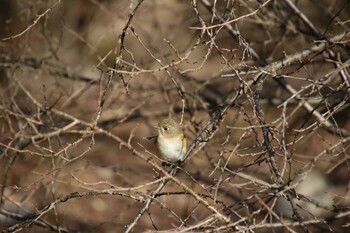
157, 134, 186, 162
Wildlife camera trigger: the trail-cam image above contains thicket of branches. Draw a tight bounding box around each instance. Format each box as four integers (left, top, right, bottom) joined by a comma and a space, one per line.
0, 0, 349, 232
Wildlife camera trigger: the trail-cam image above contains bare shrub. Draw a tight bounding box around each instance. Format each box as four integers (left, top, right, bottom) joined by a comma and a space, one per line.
0, 0, 349, 232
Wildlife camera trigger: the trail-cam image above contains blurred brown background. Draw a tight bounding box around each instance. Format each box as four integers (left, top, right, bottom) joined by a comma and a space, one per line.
0, 0, 350, 232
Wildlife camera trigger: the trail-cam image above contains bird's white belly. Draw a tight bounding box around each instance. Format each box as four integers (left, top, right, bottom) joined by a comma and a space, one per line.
158, 136, 185, 162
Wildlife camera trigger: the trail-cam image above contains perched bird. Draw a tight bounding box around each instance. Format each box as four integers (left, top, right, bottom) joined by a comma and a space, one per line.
155, 118, 187, 163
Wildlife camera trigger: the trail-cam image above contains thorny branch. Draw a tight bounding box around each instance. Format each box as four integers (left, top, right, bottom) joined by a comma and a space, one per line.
0, 1, 349, 232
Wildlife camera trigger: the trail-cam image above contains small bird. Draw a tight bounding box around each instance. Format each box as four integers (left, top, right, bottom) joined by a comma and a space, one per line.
155, 118, 187, 163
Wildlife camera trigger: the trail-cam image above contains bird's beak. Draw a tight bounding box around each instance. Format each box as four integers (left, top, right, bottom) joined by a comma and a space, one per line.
153, 125, 159, 129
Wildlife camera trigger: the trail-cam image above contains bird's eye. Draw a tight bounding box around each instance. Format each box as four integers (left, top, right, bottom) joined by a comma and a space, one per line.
163, 127, 168, 131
